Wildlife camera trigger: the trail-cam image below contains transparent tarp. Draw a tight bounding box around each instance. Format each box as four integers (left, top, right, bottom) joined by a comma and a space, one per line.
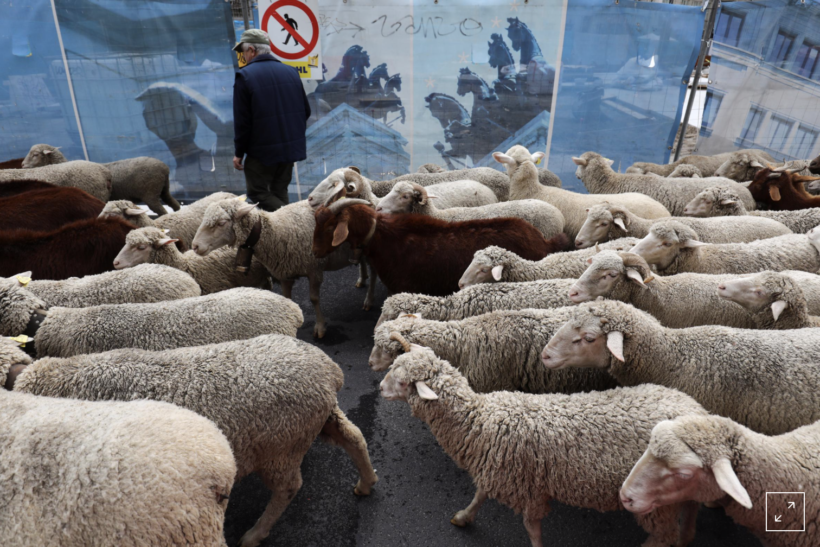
548, 0, 705, 191
695, 0, 820, 165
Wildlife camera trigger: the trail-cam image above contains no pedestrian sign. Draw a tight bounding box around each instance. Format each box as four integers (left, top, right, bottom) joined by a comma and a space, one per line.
259, 0, 322, 80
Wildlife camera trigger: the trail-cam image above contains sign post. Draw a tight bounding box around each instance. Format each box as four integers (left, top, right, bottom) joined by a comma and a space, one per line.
258, 0, 322, 80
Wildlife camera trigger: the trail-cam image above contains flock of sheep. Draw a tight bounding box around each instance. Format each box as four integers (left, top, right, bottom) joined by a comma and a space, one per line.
1, 140, 820, 547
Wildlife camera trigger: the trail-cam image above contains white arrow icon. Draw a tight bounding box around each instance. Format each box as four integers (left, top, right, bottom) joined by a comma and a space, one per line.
788, 502, 796, 509
775, 515, 782, 522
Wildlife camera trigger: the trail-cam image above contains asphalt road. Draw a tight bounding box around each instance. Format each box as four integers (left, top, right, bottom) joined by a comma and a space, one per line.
223, 267, 763, 547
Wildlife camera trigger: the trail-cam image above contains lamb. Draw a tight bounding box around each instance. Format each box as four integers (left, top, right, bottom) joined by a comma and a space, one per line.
12, 334, 378, 547
100, 191, 237, 247
629, 220, 820, 275
621, 415, 819, 547
192, 199, 375, 337
568, 250, 820, 328
0, 216, 135, 280
377, 278, 575, 325
369, 309, 617, 395
0, 159, 111, 201
0, 186, 104, 232
625, 149, 773, 177
458, 238, 641, 288
114, 227, 272, 294
494, 145, 670, 240
542, 299, 820, 434
376, 182, 565, 239
2, 264, 201, 307
380, 343, 706, 547
682, 186, 820, 233
0, 283, 303, 357
371, 166, 512, 201
0, 387, 236, 546
312, 199, 569, 297
717, 271, 820, 329
23, 144, 179, 216
575, 202, 790, 248
573, 151, 756, 215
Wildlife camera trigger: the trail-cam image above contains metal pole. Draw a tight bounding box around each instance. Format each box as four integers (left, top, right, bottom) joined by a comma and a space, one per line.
674, 0, 720, 162
241, 0, 251, 30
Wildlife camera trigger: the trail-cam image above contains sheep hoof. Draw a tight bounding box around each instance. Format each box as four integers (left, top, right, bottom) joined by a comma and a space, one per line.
313, 325, 326, 339
362, 301, 372, 311
355, 279, 366, 288
450, 512, 472, 527
353, 485, 370, 497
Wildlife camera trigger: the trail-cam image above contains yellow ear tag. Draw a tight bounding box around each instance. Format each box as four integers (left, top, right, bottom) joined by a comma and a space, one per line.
16, 276, 31, 287
11, 335, 30, 347
535, 157, 543, 165
237, 195, 247, 202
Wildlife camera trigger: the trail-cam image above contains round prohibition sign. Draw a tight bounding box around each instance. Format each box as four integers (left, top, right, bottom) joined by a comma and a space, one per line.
262, 0, 319, 60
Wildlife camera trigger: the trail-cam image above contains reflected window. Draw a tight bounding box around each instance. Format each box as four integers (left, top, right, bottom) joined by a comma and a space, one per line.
740, 107, 766, 142
795, 42, 820, 79
768, 31, 795, 65
791, 125, 819, 159
714, 11, 744, 47
702, 91, 723, 129
767, 116, 794, 149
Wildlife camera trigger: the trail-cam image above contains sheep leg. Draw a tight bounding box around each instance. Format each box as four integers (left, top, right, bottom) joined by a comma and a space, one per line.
309, 271, 327, 338
280, 278, 295, 300
450, 487, 488, 527
319, 406, 378, 495
522, 510, 545, 547
363, 262, 377, 311
238, 467, 303, 547
160, 180, 181, 211
144, 196, 169, 217
356, 259, 368, 288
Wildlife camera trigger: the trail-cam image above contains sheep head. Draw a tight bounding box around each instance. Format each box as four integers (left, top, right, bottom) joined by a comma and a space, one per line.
312, 199, 373, 258
379, 340, 446, 402
114, 227, 178, 269
458, 246, 509, 289
630, 220, 705, 270
493, 145, 544, 178
21, 144, 65, 169
376, 182, 430, 214
192, 200, 255, 256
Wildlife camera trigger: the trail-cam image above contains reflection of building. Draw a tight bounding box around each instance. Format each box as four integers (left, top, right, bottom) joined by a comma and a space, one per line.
474, 111, 549, 169
296, 104, 410, 192
697, 1, 820, 161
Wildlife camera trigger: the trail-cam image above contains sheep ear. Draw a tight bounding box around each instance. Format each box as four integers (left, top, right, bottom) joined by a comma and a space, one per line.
771, 300, 787, 322
332, 219, 349, 247
625, 269, 646, 287
158, 238, 179, 246
719, 199, 737, 206
43, 149, 53, 156
237, 194, 248, 202
740, 180, 753, 187
750, 160, 764, 169
236, 203, 257, 219
532, 151, 545, 164
571, 156, 588, 166
604, 157, 615, 167
683, 239, 707, 248
606, 331, 625, 362
712, 458, 752, 509
426, 193, 439, 199
415, 381, 439, 400
125, 208, 144, 216
10, 272, 33, 287
614, 217, 627, 232
769, 185, 781, 202
347, 165, 361, 174
493, 152, 515, 165
491, 265, 504, 281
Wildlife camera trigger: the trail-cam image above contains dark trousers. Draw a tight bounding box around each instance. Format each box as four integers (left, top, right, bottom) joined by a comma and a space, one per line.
243, 155, 292, 212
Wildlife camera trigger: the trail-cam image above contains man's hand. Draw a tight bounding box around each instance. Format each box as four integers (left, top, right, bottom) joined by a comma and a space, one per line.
233, 156, 244, 171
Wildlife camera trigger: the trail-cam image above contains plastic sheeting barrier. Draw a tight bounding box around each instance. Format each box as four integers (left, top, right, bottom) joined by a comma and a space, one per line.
696, 0, 820, 165
548, 0, 705, 190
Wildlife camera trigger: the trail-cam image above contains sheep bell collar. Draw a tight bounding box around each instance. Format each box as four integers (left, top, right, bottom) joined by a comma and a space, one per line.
235, 218, 263, 275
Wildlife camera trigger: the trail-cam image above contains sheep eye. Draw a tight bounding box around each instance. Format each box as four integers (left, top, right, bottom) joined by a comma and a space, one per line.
480, 268, 489, 273
583, 335, 596, 343
218, 219, 228, 227
675, 472, 693, 480
601, 222, 609, 227
138, 245, 146, 251
662, 241, 672, 247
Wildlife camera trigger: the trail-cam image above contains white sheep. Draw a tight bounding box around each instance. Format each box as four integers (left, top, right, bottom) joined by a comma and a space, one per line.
0, 345, 235, 547
100, 192, 237, 247
717, 271, 820, 329
376, 182, 565, 239
458, 238, 641, 288
2, 264, 201, 307
380, 342, 707, 547
0, 160, 111, 201
372, 166, 512, 200
568, 251, 820, 328
191, 199, 375, 337
370, 309, 617, 394
23, 144, 180, 216
0, 283, 303, 358
12, 334, 378, 547
114, 227, 272, 294
542, 299, 820, 435
683, 186, 820, 234
493, 145, 670, 240
630, 220, 820, 275
574, 151, 756, 215
625, 149, 773, 178
621, 415, 819, 547
575, 202, 791, 248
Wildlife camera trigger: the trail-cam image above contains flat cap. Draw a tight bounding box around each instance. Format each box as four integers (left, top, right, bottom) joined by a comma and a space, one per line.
233, 29, 270, 52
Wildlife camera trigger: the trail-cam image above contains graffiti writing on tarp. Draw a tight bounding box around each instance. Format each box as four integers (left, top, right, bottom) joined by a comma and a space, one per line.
319, 13, 482, 39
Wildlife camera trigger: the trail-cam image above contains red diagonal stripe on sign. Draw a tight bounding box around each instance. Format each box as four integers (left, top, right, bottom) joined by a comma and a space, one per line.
271, 10, 308, 48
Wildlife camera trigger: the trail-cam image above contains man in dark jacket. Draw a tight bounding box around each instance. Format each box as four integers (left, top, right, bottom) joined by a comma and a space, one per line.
232, 29, 310, 212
